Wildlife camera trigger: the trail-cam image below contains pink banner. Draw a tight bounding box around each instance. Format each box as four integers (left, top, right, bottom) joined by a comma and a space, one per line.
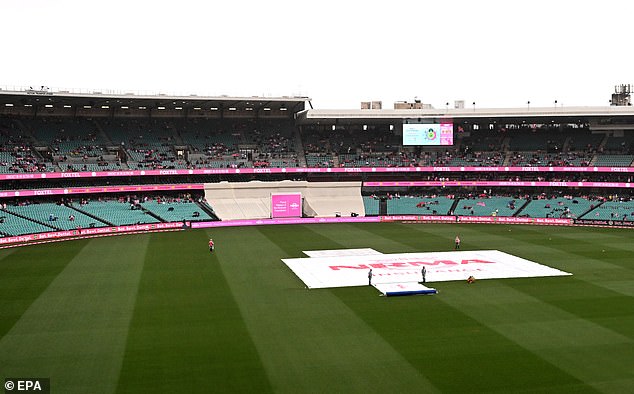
457, 216, 572, 225
364, 181, 633, 188
1, 165, 633, 181
0, 184, 204, 199
271, 193, 302, 218
380, 215, 455, 222
190, 215, 573, 229
0, 222, 184, 245
191, 216, 380, 228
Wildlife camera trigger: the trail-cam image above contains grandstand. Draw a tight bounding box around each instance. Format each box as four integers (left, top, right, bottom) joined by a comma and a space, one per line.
1, 87, 634, 240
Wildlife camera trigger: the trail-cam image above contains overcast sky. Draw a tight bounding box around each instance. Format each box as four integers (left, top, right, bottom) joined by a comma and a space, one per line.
2, 0, 632, 109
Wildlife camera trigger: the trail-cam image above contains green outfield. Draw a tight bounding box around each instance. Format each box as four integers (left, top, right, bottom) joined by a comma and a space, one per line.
1, 223, 633, 393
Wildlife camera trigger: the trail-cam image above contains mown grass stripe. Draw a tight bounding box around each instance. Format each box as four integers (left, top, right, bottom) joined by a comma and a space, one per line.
0, 235, 149, 394
219, 225, 439, 393
437, 279, 633, 392
115, 229, 272, 394
453, 224, 634, 301
333, 283, 596, 393
0, 240, 89, 339
305, 223, 595, 392
300, 225, 616, 392
308, 222, 422, 253
354, 222, 458, 253
456, 224, 631, 273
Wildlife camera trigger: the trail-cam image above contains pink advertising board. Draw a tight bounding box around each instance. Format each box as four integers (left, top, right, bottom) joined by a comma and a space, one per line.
363, 180, 633, 188
0, 222, 184, 246
1, 165, 634, 181
271, 193, 302, 218
0, 183, 204, 199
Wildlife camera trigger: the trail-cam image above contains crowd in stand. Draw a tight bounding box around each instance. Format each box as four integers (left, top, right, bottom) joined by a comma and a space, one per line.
5, 193, 205, 209
1, 116, 633, 173
508, 151, 592, 167
0, 147, 49, 172
0, 130, 50, 172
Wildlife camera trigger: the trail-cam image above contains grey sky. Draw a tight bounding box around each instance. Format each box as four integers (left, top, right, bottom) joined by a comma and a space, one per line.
2, 0, 632, 109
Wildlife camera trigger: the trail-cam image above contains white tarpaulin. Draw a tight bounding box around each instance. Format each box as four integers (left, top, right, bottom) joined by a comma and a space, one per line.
282, 250, 571, 289
302, 248, 383, 258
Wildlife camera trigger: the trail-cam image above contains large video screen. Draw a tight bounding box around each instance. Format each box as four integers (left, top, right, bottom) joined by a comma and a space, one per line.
271, 193, 302, 218
402, 123, 454, 146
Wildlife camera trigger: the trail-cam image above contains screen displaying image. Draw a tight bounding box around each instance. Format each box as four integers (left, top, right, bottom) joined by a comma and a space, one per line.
402, 123, 454, 146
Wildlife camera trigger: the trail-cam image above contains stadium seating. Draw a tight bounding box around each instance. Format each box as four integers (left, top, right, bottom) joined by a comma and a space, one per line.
581, 201, 634, 221
141, 200, 214, 222
387, 197, 454, 215
363, 196, 380, 216
603, 134, 634, 153
508, 131, 550, 151
592, 154, 634, 166
566, 132, 604, 152
58, 162, 124, 172
305, 153, 333, 167
446, 152, 504, 166
4, 112, 634, 173
0, 210, 58, 235
519, 197, 594, 218
453, 197, 525, 217
99, 119, 182, 169
26, 118, 109, 158
71, 201, 161, 226
508, 151, 591, 167
5, 203, 105, 230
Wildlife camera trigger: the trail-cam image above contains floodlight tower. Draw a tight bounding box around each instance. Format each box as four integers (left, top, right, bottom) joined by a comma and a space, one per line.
610, 84, 632, 106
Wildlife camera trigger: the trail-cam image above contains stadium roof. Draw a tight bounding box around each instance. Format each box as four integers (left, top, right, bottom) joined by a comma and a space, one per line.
0, 87, 309, 113
297, 106, 634, 124
2, 86, 633, 126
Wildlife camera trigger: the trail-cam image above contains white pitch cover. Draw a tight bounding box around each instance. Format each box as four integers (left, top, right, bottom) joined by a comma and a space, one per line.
302, 248, 383, 258
282, 250, 571, 289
